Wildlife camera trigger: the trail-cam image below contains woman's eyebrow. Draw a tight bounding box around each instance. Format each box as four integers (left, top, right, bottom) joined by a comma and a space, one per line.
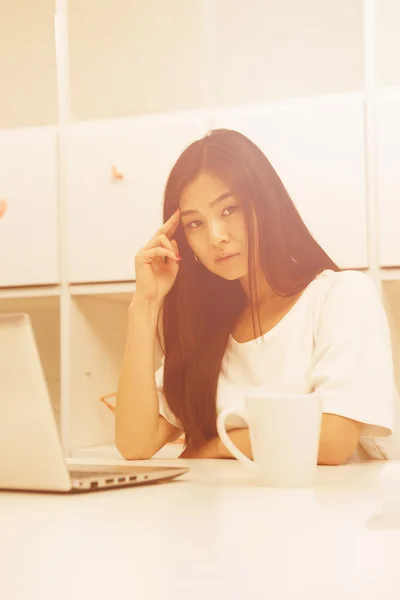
180, 191, 234, 218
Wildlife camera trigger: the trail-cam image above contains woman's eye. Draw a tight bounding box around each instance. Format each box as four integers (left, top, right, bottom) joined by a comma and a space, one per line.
185, 220, 202, 229
222, 205, 238, 216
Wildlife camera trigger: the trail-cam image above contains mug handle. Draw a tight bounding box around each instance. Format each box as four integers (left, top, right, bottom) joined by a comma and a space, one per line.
217, 408, 256, 469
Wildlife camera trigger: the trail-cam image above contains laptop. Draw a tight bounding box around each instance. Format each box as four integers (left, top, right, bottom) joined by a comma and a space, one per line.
0, 313, 188, 493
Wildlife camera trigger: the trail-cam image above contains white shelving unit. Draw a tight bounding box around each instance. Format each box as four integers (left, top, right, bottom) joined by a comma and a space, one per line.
1, 0, 400, 459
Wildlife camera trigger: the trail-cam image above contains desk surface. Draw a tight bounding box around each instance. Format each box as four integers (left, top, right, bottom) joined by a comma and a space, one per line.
1, 458, 400, 600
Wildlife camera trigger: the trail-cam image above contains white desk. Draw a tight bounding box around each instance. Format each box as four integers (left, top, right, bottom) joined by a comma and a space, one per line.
1, 459, 400, 600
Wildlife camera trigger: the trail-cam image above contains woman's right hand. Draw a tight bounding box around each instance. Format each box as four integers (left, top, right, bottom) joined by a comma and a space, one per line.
134, 209, 182, 304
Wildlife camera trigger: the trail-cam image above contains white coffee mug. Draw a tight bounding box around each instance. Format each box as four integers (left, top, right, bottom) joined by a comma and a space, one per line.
217, 392, 323, 487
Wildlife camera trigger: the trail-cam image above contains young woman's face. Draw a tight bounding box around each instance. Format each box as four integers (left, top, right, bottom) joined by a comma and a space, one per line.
179, 171, 250, 280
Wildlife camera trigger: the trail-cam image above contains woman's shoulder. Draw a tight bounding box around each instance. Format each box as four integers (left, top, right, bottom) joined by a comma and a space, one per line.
310, 268, 383, 327
313, 268, 378, 302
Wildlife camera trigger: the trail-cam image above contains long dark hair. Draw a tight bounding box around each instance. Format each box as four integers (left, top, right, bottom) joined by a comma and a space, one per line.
160, 129, 339, 447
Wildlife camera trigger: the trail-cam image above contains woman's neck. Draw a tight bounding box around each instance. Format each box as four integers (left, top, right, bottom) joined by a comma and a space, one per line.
239, 266, 279, 310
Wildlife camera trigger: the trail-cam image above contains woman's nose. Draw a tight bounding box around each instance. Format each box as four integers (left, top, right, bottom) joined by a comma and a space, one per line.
208, 220, 229, 245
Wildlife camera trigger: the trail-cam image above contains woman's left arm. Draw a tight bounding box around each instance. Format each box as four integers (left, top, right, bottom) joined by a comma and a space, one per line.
180, 415, 361, 464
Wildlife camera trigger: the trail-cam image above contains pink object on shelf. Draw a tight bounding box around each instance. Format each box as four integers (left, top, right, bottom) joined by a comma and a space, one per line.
111, 165, 124, 181
0, 199, 7, 218
100, 393, 116, 413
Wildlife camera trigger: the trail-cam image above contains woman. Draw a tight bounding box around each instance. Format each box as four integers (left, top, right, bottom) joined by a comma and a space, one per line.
115, 129, 396, 464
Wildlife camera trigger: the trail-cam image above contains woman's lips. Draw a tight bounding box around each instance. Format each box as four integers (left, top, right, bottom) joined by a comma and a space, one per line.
216, 253, 240, 262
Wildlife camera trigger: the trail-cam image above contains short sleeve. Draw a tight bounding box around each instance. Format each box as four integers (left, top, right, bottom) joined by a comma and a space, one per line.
309, 271, 396, 438
155, 357, 183, 429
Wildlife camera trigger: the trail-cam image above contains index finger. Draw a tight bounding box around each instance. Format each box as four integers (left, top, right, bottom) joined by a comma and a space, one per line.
156, 209, 181, 239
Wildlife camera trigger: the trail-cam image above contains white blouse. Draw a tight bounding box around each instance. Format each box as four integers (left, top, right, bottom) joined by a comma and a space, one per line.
156, 269, 400, 460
